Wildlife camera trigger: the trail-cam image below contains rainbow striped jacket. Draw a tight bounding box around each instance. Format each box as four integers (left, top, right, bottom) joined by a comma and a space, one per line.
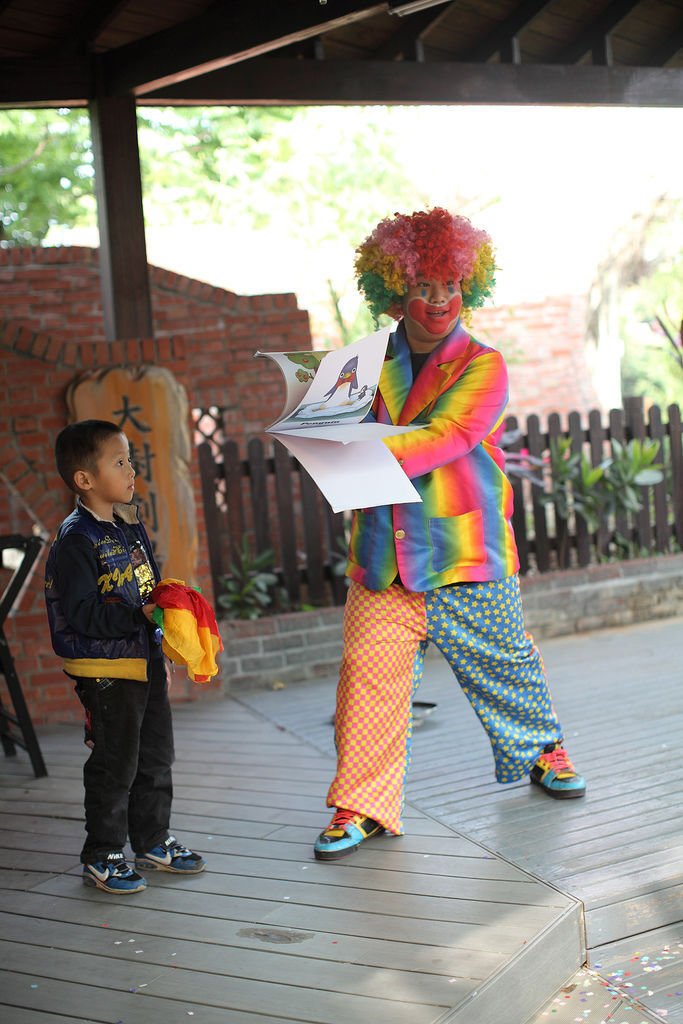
346, 320, 520, 592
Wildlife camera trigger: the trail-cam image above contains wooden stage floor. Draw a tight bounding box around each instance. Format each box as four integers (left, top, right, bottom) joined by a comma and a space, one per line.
1, 615, 681, 1023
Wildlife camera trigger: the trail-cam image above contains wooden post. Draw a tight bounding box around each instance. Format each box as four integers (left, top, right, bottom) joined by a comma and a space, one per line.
526, 414, 550, 573
623, 395, 652, 553
608, 408, 630, 552
273, 441, 302, 605
588, 409, 609, 558
505, 415, 529, 575
647, 405, 669, 552
197, 442, 226, 603
568, 410, 591, 566
548, 413, 569, 568
89, 92, 153, 341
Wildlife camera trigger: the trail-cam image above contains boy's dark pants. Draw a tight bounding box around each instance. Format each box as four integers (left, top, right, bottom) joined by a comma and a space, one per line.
75, 655, 174, 864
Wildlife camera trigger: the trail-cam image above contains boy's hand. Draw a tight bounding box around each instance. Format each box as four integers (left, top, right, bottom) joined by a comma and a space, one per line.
141, 602, 157, 622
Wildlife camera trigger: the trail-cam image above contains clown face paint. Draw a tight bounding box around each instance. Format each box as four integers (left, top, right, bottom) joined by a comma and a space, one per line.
403, 278, 463, 351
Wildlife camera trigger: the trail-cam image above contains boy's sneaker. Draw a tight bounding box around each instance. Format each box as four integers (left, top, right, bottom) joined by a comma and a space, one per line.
135, 835, 205, 873
530, 742, 586, 799
83, 853, 147, 894
314, 808, 384, 861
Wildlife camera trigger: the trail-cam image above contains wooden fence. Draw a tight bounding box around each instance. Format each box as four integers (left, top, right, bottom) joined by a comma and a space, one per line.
196, 397, 683, 610
197, 436, 349, 612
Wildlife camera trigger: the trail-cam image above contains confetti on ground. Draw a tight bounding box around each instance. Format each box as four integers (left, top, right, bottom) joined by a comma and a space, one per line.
532, 965, 679, 1024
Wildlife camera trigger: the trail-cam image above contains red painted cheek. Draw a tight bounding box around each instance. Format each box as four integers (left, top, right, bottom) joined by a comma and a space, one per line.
407, 294, 463, 335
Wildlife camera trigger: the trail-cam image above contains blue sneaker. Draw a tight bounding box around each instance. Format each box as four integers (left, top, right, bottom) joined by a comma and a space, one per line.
83, 853, 147, 894
530, 742, 586, 799
314, 809, 384, 861
135, 835, 205, 873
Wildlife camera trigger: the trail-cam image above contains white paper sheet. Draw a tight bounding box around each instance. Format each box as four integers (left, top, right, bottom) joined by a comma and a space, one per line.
273, 433, 421, 513
256, 326, 424, 513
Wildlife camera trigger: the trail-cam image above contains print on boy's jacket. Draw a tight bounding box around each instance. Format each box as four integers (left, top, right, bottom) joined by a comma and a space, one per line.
45, 501, 160, 680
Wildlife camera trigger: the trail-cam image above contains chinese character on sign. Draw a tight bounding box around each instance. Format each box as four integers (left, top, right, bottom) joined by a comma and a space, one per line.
112, 395, 152, 433
128, 440, 156, 483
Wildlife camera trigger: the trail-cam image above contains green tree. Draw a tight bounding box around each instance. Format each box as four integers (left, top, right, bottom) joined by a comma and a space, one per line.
0, 104, 428, 342
619, 204, 683, 407
136, 106, 298, 226
138, 106, 430, 343
0, 109, 94, 245
0, 106, 299, 244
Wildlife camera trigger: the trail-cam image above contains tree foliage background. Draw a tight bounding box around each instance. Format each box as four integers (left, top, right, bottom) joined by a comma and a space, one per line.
2, 105, 682, 397
617, 204, 683, 407
0, 109, 94, 245
0, 105, 425, 244
0, 105, 427, 340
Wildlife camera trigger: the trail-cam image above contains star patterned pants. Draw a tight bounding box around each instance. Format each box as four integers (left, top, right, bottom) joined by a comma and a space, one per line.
326, 575, 563, 835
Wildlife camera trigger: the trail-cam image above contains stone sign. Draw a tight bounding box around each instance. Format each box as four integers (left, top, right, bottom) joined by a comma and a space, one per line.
66, 366, 198, 585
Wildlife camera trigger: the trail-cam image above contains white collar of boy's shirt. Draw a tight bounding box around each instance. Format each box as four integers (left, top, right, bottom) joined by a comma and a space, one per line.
77, 498, 140, 526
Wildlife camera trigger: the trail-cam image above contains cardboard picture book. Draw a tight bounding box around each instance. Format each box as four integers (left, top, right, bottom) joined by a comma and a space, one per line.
256, 326, 423, 513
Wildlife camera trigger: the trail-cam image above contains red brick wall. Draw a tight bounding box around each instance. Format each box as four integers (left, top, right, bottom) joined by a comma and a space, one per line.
0, 245, 312, 725
476, 294, 603, 422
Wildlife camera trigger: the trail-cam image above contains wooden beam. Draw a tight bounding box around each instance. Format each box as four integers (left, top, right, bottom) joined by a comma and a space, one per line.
592, 36, 613, 68
0, 59, 90, 107
101, 0, 385, 96
465, 0, 552, 63
500, 36, 521, 65
556, 0, 641, 65
144, 57, 683, 107
89, 94, 153, 342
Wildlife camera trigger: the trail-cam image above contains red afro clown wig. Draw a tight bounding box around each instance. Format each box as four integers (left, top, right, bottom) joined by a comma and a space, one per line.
355, 207, 496, 325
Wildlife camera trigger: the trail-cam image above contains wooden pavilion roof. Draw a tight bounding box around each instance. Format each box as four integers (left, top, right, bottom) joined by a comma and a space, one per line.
1, 0, 683, 108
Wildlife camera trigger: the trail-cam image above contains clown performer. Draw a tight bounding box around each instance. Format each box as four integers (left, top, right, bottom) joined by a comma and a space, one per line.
314, 207, 586, 862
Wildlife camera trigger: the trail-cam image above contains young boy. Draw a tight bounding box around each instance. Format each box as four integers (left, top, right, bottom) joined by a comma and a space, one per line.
45, 419, 205, 893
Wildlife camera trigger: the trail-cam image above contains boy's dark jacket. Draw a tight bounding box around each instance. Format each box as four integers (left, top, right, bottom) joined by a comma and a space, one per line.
45, 501, 161, 681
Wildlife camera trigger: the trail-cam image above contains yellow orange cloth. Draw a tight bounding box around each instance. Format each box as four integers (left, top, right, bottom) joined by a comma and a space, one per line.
151, 578, 223, 683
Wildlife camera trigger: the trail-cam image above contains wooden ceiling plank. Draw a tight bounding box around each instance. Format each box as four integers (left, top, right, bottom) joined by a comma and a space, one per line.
100, 0, 386, 95
143, 55, 683, 107
60, 0, 132, 55
640, 26, 683, 68
371, 9, 439, 60
555, 0, 642, 64
464, 0, 553, 62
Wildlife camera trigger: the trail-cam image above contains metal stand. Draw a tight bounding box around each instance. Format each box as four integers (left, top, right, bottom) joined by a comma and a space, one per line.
0, 534, 47, 778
